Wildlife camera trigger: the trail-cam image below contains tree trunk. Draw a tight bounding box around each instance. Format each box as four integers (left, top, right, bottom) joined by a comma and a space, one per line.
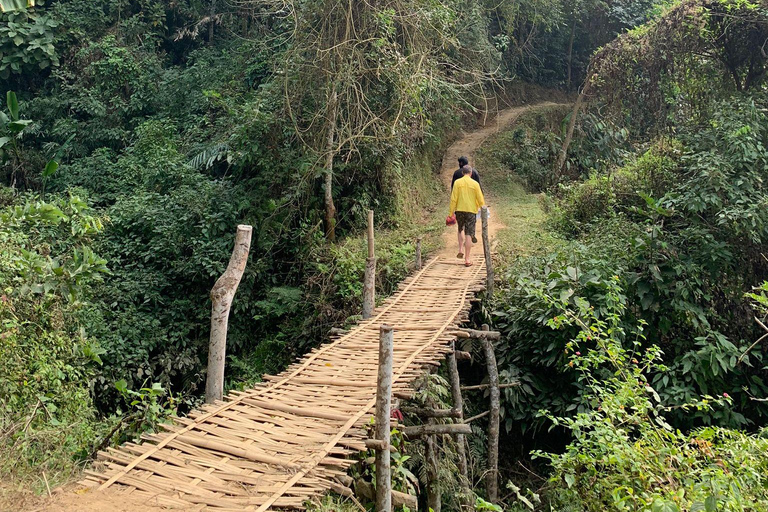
205, 225, 252, 403
208, 0, 216, 43
363, 210, 375, 319
481, 324, 500, 503
555, 77, 591, 181
415, 237, 422, 270
324, 88, 338, 241
375, 325, 394, 512
566, 17, 576, 90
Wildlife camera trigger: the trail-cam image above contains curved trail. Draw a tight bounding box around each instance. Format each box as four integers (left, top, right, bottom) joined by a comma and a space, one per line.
19, 102, 554, 512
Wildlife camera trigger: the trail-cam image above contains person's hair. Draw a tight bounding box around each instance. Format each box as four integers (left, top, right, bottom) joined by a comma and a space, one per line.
458, 156, 469, 167
461, 165, 472, 175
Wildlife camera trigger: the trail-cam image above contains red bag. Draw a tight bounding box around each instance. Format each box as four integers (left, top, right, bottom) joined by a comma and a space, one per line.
446, 214, 456, 226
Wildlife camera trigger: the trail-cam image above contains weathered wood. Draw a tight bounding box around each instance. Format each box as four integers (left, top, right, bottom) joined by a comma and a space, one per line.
399, 406, 461, 418
453, 327, 501, 340
355, 479, 418, 510
481, 324, 500, 502
426, 433, 440, 512
364, 439, 388, 451
401, 423, 472, 439
415, 237, 422, 270
454, 350, 471, 361
481, 206, 493, 296
206, 225, 252, 404
363, 210, 376, 319
375, 324, 394, 512
448, 342, 471, 509
464, 410, 489, 423
324, 87, 338, 240
460, 382, 519, 391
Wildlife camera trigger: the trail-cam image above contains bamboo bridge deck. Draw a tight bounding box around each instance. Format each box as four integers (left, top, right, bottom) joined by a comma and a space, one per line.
82, 254, 486, 510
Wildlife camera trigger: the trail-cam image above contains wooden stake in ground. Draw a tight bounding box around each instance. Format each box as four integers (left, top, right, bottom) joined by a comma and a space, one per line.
481, 324, 500, 502
375, 324, 394, 512
205, 225, 252, 404
481, 207, 493, 296
415, 237, 422, 270
363, 210, 376, 319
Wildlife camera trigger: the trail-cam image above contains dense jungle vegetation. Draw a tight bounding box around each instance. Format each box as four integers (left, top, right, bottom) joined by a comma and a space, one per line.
1, 0, 768, 510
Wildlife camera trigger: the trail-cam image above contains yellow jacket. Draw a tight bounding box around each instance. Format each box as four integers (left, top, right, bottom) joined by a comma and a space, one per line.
450, 175, 485, 215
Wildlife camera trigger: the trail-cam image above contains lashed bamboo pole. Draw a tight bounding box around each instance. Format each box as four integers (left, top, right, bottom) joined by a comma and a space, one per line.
481, 206, 493, 296
415, 237, 422, 269
205, 225, 252, 403
363, 210, 376, 319
448, 341, 470, 500
375, 324, 394, 512
481, 324, 500, 502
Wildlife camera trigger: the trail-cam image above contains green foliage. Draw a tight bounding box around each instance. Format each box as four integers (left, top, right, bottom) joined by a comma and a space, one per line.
525, 280, 768, 510
0, 189, 106, 488
0, 8, 58, 78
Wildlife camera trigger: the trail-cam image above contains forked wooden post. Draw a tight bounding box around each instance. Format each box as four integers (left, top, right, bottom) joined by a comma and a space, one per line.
481, 324, 500, 502
374, 324, 394, 512
206, 225, 253, 404
363, 210, 376, 319
415, 237, 422, 270
481, 206, 493, 295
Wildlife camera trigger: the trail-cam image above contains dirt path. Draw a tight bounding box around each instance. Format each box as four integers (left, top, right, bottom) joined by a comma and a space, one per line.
436, 102, 561, 259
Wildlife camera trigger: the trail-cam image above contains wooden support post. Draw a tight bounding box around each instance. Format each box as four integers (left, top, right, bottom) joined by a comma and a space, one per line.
415, 237, 422, 270
375, 324, 394, 512
481, 324, 500, 502
426, 433, 440, 512
481, 206, 493, 296
363, 210, 376, 319
448, 341, 470, 502
205, 225, 252, 404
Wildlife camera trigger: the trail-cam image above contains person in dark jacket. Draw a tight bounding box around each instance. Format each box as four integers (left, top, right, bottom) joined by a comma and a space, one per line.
451, 156, 480, 189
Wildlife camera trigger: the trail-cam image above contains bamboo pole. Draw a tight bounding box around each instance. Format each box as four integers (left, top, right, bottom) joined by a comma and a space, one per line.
205, 225, 252, 403
363, 210, 376, 319
415, 237, 422, 270
481, 324, 500, 502
481, 207, 493, 296
375, 324, 394, 512
448, 341, 470, 501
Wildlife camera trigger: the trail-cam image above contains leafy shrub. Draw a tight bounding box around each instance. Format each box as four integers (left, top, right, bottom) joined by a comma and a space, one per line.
525, 279, 768, 511
0, 9, 59, 79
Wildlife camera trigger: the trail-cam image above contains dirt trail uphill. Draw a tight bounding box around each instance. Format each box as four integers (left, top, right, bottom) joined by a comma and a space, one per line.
17, 102, 554, 512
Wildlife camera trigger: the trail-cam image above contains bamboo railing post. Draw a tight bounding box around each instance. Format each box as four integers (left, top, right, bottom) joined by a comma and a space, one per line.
425, 376, 441, 512
481, 206, 493, 296
448, 341, 471, 507
205, 225, 252, 404
415, 237, 422, 270
375, 324, 394, 512
481, 324, 500, 502
363, 210, 376, 319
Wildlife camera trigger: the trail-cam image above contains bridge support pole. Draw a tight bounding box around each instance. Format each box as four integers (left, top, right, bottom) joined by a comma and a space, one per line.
415, 236, 422, 270
481, 206, 493, 296
205, 225, 252, 404
363, 210, 376, 319
448, 341, 472, 509
374, 324, 394, 512
481, 324, 500, 502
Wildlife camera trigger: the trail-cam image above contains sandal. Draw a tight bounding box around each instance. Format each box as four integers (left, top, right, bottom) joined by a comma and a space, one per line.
465, 261, 473, 267
457, 252, 464, 259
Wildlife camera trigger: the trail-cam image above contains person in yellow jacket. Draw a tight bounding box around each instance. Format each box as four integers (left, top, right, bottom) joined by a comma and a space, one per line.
449, 165, 486, 267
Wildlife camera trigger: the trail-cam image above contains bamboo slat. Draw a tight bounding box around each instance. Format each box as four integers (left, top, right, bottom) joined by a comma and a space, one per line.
82, 255, 486, 510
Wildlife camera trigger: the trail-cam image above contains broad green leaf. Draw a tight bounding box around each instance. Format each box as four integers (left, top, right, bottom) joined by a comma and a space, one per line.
705, 496, 717, 512
6, 91, 19, 120
42, 159, 58, 178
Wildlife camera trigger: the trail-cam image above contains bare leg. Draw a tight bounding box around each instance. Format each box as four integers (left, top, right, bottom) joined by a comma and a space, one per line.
457, 228, 464, 257
464, 234, 473, 265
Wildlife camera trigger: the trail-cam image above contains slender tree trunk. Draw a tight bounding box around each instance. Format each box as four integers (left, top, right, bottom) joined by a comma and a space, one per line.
205, 225, 252, 403
448, 342, 472, 509
208, 0, 216, 43
555, 77, 591, 181
324, 88, 338, 241
567, 17, 576, 90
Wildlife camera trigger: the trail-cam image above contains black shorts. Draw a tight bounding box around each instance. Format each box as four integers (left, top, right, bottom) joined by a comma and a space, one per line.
455, 211, 477, 238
